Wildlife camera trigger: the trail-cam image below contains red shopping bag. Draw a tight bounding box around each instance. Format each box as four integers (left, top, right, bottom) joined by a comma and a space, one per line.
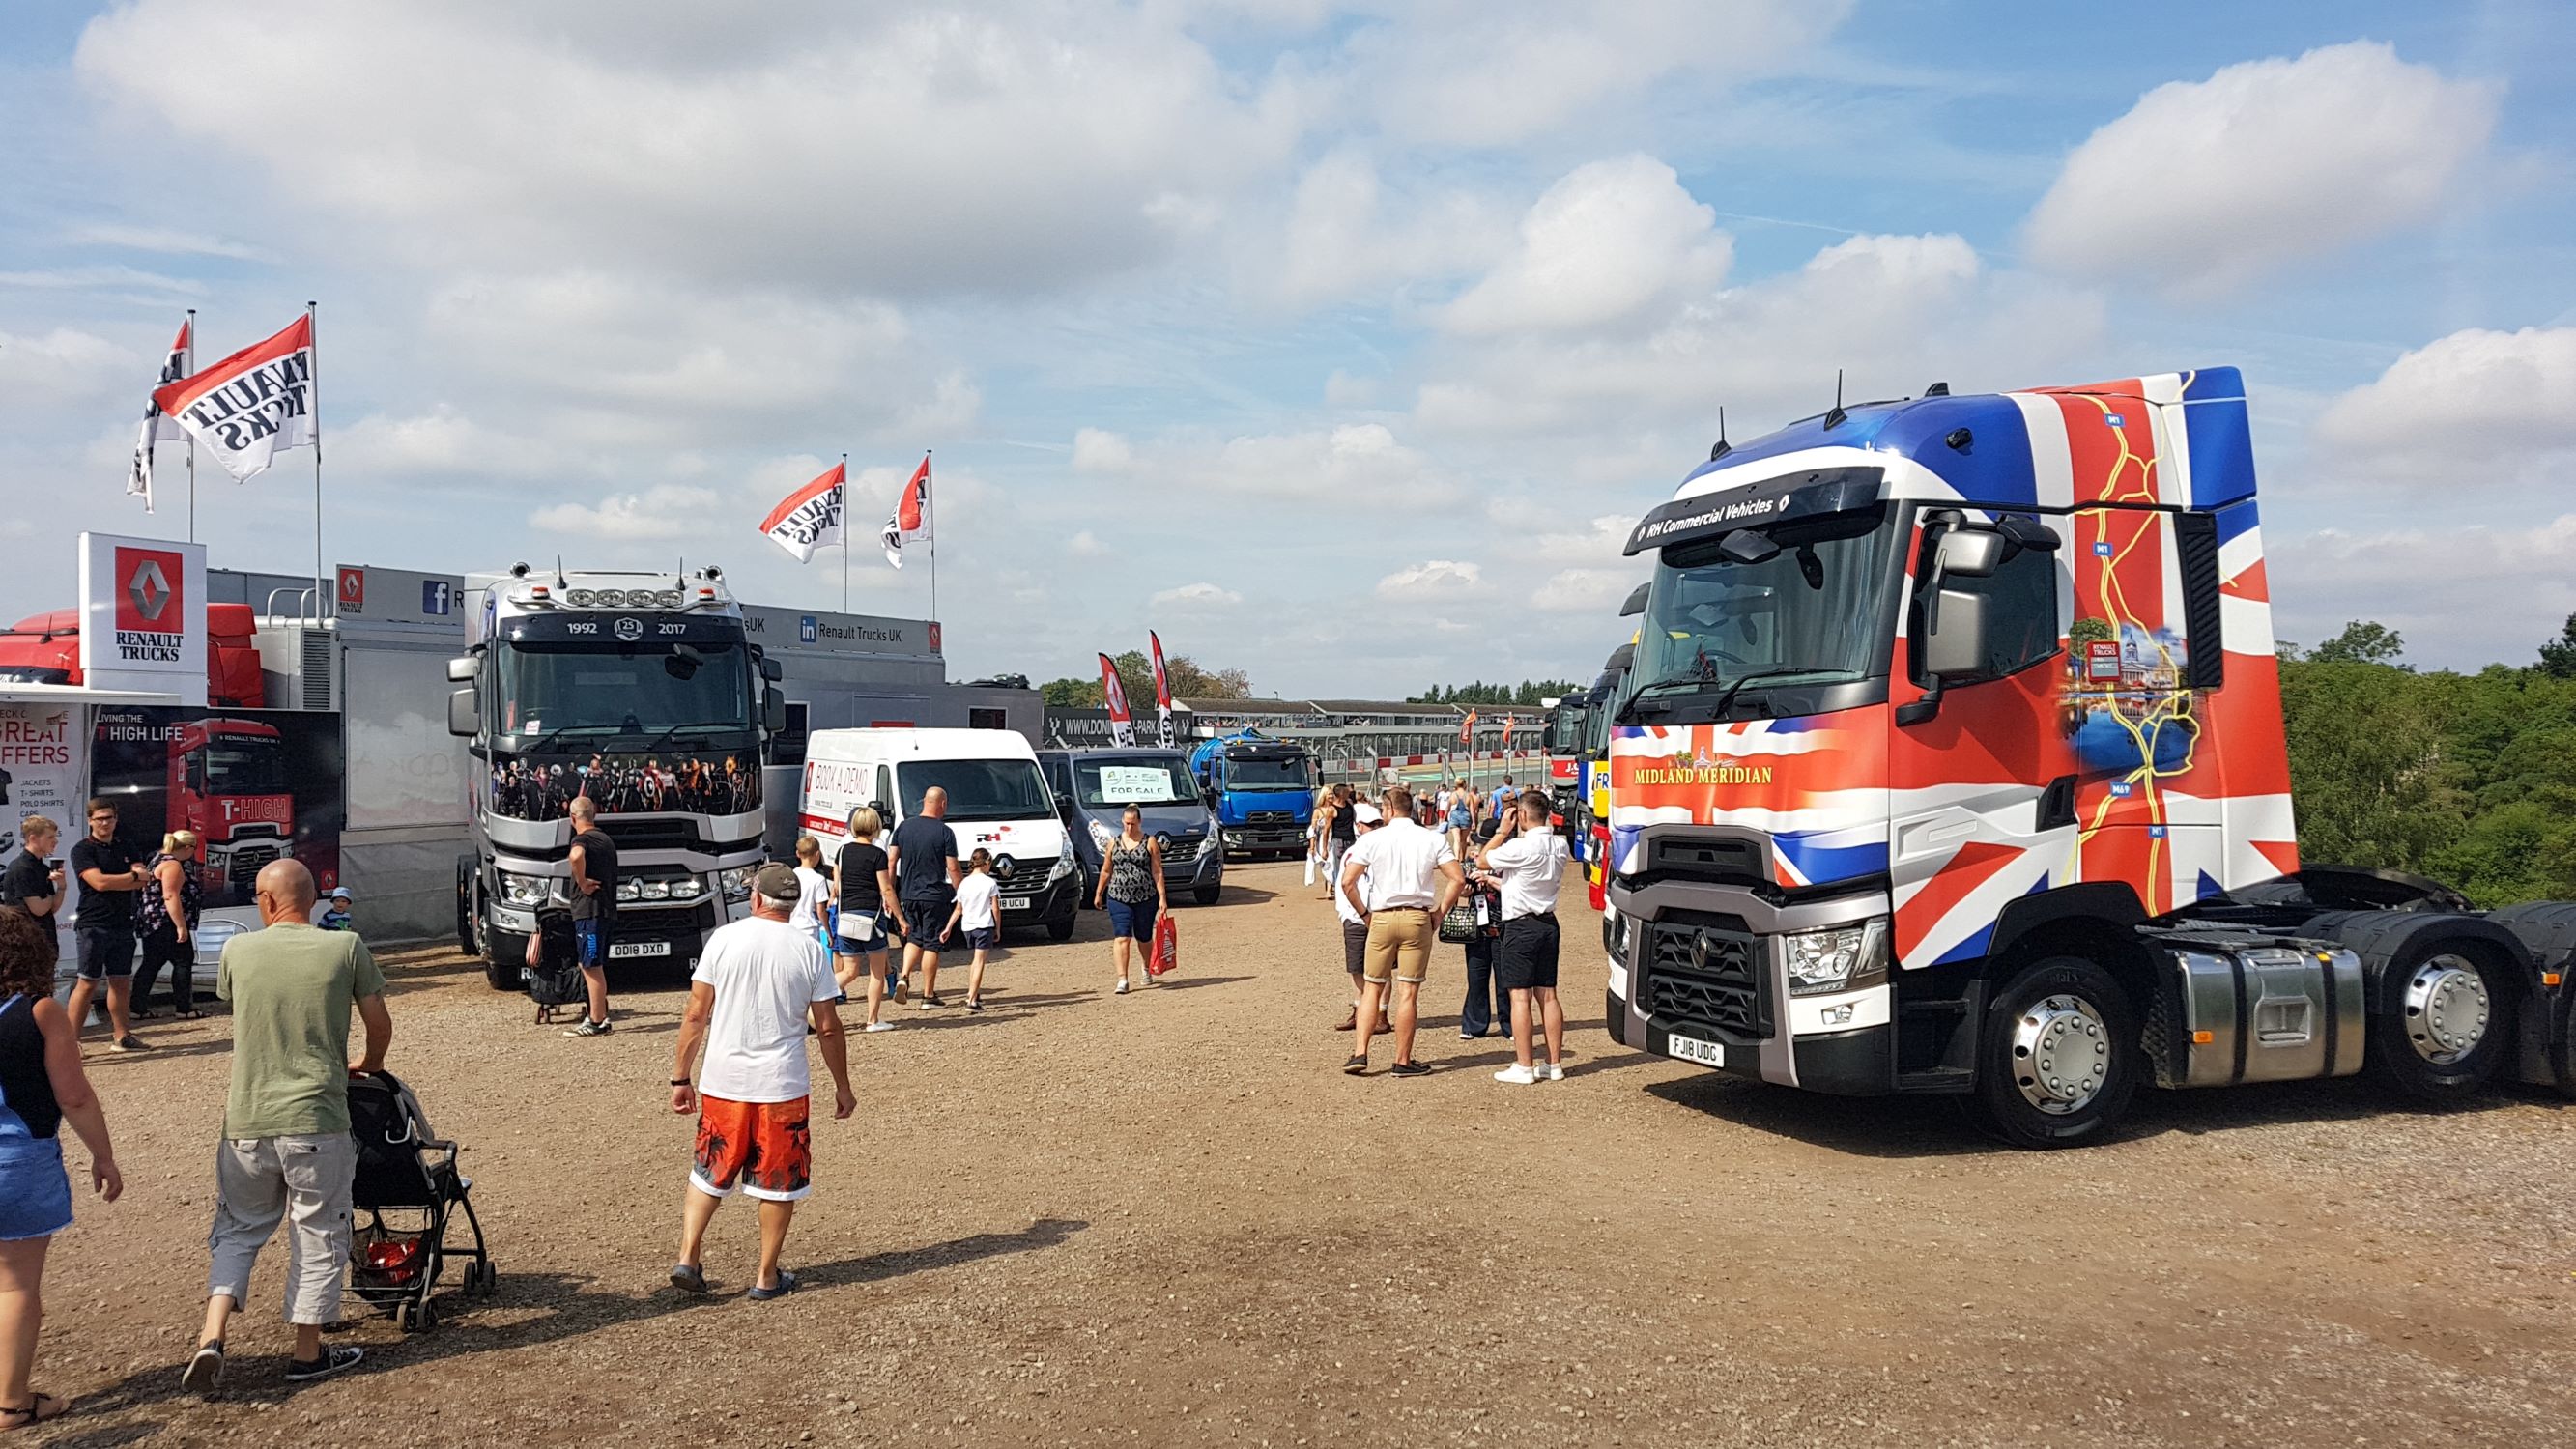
1148, 914, 1179, 977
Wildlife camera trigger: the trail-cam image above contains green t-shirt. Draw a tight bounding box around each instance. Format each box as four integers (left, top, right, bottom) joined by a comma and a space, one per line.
216, 923, 387, 1139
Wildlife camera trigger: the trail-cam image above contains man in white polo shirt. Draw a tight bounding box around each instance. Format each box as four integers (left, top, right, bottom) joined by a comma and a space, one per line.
1337, 784, 1464, 1078
1478, 790, 1570, 1084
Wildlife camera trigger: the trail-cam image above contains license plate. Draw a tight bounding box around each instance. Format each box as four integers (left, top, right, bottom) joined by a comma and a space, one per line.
607, 940, 671, 959
1000, 896, 1034, 912
1667, 1033, 1726, 1067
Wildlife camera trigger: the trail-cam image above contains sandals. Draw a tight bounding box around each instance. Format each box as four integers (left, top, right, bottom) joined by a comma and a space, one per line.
1, 1393, 68, 1430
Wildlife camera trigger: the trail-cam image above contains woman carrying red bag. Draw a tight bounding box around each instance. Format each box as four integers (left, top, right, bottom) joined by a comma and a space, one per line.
1093, 807, 1168, 995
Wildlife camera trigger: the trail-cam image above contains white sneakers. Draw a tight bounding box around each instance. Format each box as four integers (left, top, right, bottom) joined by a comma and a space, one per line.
1494, 1062, 1565, 1085
1113, 979, 1131, 995
862, 1020, 895, 1033
1538, 1062, 1563, 1082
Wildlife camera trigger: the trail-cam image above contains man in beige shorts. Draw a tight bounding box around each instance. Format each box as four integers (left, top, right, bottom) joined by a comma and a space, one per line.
1337, 785, 1464, 1078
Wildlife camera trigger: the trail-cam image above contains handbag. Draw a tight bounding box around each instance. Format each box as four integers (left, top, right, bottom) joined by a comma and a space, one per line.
1439, 884, 1501, 945
1148, 914, 1179, 977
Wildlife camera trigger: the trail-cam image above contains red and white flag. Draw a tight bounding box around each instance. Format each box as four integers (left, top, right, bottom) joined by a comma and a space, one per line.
1099, 652, 1135, 747
128, 315, 194, 510
758, 461, 845, 563
1459, 708, 1477, 744
1149, 631, 1174, 749
880, 452, 931, 569
1501, 714, 1517, 748
153, 314, 315, 483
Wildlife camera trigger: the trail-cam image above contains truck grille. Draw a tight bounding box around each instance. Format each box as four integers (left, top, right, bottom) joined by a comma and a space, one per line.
1643, 913, 1769, 1039
1243, 810, 1294, 829
224, 843, 285, 889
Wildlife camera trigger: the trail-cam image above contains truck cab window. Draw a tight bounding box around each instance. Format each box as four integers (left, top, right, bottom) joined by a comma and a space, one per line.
1943, 535, 2061, 680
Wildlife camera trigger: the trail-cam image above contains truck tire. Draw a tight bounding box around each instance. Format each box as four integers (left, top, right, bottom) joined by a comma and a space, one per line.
1046, 911, 1076, 943
454, 857, 479, 957
2362, 941, 2512, 1104
1967, 956, 2140, 1150
1192, 883, 1221, 906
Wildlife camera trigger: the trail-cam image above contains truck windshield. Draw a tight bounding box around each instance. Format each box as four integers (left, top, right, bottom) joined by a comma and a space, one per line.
205, 741, 287, 795
1075, 758, 1197, 808
1630, 507, 1895, 719
1225, 756, 1310, 790
494, 640, 750, 740
898, 760, 1053, 822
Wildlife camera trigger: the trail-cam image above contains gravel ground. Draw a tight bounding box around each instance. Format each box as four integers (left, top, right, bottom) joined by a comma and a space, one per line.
24, 859, 2576, 1447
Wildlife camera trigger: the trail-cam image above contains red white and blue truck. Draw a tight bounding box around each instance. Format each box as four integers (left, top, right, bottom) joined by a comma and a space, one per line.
1601, 367, 2576, 1146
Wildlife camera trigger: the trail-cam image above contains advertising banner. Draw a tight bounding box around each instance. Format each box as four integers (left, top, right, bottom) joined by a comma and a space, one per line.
77, 531, 209, 705
0, 699, 89, 960
89, 706, 344, 909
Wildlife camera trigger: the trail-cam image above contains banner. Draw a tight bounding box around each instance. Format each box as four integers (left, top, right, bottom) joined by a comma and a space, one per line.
1501, 715, 1516, 748
152, 314, 316, 483
76, 532, 209, 705
1149, 631, 1174, 749
758, 461, 845, 563
0, 700, 89, 963
881, 453, 930, 568
128, 315, 193, 511
89, 706, 344, 910
1459, 708, 1476, 743
1099, 652, 1134, 747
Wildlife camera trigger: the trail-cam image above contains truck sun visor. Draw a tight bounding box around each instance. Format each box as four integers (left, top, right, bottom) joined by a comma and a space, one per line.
1622, 467, 1883, 556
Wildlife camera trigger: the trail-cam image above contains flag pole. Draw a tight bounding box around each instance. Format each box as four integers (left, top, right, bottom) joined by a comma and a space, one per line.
926, 449, 937, 628
839, 452, 850, 615
307, 300, 324, 611
185, 307, 198, 544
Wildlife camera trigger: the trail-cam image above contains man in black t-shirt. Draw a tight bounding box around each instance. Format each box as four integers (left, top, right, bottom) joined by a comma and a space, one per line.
887, 787, 961, 1008
2, 813, 65, 966
64, 798, 151, 1049
563, 795, 620, 1038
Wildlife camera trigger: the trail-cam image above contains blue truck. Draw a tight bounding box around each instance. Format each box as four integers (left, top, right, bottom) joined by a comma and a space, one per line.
1187, 730, 1316, 860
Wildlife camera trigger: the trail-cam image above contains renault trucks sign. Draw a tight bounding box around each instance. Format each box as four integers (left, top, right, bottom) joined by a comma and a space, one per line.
77, 532, 208, 705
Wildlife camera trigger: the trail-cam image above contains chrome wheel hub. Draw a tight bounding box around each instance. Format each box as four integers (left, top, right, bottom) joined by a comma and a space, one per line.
2403, 956, 2490, 1065
2011, 994, 2111, 1114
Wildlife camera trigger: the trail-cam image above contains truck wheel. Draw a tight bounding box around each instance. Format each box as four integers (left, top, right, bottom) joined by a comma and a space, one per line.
1045, 913, 1076, 942
2364, 945, 2511, 1103
454, 858, 478, 957
1968, 956, 2140, 1150
1192, 883, 1221, 906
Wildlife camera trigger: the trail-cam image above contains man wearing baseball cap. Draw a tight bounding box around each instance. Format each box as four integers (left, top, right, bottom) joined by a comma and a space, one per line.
665, 863, 855, 1299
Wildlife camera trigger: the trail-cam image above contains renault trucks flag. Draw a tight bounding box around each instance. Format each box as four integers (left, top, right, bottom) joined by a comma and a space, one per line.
758, 461, 845, 563
1100, 652, 1135, 747
881, 453, 930, 568
1149, 631, 1174, 749
152, 314, 315, 483
127, 315, 193, 511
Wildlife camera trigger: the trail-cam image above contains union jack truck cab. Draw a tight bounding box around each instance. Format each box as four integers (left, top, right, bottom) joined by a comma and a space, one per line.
1602, 368, 2576, 1147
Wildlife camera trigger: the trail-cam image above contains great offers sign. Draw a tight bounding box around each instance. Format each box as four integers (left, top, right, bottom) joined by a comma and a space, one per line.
77, 531, 208, 705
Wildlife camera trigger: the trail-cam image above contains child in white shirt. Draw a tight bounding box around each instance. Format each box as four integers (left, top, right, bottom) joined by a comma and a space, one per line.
945, 848, 1001, 1013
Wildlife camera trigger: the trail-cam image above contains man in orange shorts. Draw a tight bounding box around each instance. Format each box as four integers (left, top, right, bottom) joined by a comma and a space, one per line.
668, 864, 855, 1298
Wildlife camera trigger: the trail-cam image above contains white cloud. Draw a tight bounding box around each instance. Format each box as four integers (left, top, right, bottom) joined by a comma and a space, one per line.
1067, 420, 1460, 507
0, 327, 141, 404
2023, 42, 2497, 297
0, 265, 204, 296
1376, 559, 1483, 599
336, 408, 575, 479
1442, 156, 1730, 337
1066, 530, 1108, 557
1242, 149, 1507, 309
1532, 567, 1638, 614
2270, 514, 2576, 669
1150, 582, 1243, 609
60, 223, 277, 262
530, 484, 728, 541
1070, 428, 1135, 473
1323, 370, 1379, 408
2311, 327, 2576, 482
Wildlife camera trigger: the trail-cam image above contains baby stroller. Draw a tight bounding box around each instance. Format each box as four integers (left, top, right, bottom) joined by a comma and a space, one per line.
346, 1070, 494, 1333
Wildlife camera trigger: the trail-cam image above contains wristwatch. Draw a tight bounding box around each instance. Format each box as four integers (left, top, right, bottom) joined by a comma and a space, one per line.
669, 1077, 691, 1087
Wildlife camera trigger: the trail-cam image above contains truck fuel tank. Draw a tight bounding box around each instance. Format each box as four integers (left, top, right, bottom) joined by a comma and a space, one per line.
2140, 929, 2366, 1088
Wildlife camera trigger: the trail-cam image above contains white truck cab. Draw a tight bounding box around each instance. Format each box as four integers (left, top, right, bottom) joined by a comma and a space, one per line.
799, 727, 1079, 941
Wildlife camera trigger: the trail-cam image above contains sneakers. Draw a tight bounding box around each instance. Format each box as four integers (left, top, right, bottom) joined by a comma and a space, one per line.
1341, 1055, 1369, 1075
965, 998, 984, 1013
918, 995, 944, 1010
1494, 1064, 1541, 1085
1113, 979, 1131, 995
283, 1345, 364, 1382
563, 1017, 613, 1037
1538, 1062, 1564, 1082
894, 977, 910, 1005
179, 1342, 224, 1395
863, 1020, 895, 1033
1388, 1061, 1431, 1078
110, 1035, 152, 1052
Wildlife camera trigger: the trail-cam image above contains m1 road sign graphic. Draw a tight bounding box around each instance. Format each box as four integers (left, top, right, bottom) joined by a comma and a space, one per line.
113, 547, 186, 663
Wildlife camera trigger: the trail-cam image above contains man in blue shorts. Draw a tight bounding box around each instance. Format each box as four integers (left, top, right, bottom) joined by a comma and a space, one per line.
886, 787, 960, 1009
563, 796, 619, 1038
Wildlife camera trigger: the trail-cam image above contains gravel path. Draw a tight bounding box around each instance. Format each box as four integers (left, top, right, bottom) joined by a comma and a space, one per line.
27, 860, 2576, 1446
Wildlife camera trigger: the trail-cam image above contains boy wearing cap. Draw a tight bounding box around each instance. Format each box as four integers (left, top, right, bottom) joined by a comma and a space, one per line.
667, 862, 855, 1299
316, 887, 354, 932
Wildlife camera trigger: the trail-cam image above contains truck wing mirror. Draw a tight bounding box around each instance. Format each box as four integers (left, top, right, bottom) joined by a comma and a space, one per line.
447, 687, 479, 738
1201, 785, 1219, 809
759, 655, 784, 683
1617, 582, 1650, 617
1920, 586, 1994, 680
446, 655, 476, 683
1937, 529, 2006, 579
763, 686, 787, 733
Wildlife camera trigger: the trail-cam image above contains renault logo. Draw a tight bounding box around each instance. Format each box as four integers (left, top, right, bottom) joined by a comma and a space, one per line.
129, 558, 172, 622
1688, 930, 1712, 973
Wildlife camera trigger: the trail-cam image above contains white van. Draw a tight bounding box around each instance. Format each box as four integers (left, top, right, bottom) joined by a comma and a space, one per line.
799, 728, 1079, 941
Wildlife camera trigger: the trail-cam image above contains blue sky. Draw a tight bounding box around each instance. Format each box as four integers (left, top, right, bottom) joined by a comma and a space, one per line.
4, 0, 2571, 695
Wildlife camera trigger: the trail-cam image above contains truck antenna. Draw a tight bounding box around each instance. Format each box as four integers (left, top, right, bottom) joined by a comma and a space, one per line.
1823, 370, 1846, 430
554, 555, 567, 588
1708, 407, 1730, 462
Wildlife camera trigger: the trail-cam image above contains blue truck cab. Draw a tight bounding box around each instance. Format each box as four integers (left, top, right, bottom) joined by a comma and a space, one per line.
1186, 730, 1316, 860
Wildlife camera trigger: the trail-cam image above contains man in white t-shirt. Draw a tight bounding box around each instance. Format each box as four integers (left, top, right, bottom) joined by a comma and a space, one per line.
1477, 791, 1570, 1084
1337, 784, 1464, 1078
666, 863, 855, 1299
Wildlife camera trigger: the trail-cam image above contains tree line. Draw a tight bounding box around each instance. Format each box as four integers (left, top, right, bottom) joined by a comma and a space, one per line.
1408, 679, 1584, 706
1038, 650, 1253, 709
2280, 615, 2576, 907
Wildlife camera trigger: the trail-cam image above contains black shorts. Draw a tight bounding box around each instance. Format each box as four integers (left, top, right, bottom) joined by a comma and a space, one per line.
75, 926, 135, 980
899, 897, 951, 947
1341, 919, 1368, 976
1495, 913, 1560, 991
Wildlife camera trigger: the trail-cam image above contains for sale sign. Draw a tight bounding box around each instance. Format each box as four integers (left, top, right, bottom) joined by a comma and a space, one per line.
77, 531, 208, 705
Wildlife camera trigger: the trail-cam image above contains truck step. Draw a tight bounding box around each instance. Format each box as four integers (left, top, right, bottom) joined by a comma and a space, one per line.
1894, 1065, 1975, 1094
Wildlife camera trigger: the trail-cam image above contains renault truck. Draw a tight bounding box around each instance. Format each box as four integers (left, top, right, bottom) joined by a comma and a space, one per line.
1188, 730, 1315, 859
1601, 367, 2576, 1147
448, 564, 786, 989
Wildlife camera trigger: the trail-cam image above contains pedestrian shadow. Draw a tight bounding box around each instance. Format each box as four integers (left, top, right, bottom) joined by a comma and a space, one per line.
797, 1217, 1087, 1290
1140, 974, 1253, 991
27, 1423, 155, 1449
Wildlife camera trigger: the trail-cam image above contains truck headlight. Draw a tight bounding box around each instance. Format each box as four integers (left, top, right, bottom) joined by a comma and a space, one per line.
719, 866, 753, 904
1049, 838, 1075, 882
500, 872, 557, 908
1783, 919, 1890, 997
1198, 829, 1220, 856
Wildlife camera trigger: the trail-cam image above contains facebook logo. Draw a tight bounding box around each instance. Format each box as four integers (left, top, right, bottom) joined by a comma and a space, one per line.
421, 580, 453, 615
798, 615, 817, 643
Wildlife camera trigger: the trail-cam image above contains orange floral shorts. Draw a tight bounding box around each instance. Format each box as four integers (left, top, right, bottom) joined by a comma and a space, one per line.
691, 1094, 813, 1202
